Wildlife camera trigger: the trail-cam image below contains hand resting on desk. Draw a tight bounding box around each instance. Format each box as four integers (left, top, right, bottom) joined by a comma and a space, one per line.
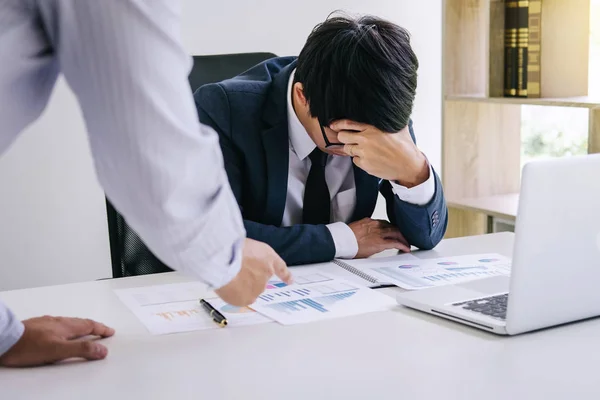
349, 218, 411, 258
0, 316, 114, 368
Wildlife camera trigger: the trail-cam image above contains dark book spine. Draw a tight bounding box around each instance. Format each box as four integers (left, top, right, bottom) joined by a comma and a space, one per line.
504, 1, 519, 97
527, 0, 542, 98
517, 1, 529, 97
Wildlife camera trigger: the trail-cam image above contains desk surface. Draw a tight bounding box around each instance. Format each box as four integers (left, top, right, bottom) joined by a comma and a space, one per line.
2, 232, 600, 400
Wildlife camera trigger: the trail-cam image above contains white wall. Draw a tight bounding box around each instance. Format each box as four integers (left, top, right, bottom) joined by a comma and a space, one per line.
0, 81, 112, 291
0, 0, 441, 291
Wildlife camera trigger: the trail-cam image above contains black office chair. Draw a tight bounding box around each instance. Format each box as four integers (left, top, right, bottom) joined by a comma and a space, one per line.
106, 52, 277, 278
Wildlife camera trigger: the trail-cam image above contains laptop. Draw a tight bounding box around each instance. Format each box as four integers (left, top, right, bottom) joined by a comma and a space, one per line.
396, 154, 600, 335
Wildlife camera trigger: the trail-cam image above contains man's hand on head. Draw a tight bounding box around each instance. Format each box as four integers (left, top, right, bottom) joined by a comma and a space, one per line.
332, 120, 430, 187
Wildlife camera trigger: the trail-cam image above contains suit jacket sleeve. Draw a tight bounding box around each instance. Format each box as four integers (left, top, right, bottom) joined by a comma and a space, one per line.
379, 120, 448, 250
194, 84, 336, 266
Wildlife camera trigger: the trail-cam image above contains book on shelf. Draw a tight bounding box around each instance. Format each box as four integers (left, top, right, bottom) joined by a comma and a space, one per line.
504, 1, 518, 97
527, 0, 542, 98
517, 1, 528, 97
504, 0, 541, 98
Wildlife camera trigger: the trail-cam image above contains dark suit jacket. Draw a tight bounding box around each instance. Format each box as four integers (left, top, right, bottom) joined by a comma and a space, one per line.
194, 57, 448, 265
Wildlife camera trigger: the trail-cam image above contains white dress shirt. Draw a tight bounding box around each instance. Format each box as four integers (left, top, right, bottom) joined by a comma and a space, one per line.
0, 0, 244, 356
282, 71, 435, 258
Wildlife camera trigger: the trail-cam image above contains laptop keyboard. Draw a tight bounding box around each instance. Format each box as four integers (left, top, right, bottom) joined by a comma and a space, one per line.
452, 293, 509, 320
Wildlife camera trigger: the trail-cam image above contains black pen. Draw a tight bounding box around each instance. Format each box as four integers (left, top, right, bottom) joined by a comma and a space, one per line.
371, 284, 397, 289
199, 299, 228, 327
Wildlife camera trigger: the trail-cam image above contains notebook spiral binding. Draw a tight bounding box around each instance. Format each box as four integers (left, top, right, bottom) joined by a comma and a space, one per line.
332, 260, 379, 284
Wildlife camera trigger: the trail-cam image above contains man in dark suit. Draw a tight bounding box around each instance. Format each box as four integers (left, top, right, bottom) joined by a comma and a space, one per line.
194, 14, 448, 266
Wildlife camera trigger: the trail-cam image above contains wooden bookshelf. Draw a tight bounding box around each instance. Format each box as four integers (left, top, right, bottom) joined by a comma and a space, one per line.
442, 0, 599, 238
446, 94, 600, 108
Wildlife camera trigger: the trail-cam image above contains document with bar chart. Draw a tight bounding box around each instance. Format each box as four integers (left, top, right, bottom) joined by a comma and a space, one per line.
356, 253, 512, 290
114, 282, 271, 335
250, 272, 395, 325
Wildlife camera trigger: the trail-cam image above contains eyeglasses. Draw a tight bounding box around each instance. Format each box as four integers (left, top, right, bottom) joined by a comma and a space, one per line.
320, 124, 345, 148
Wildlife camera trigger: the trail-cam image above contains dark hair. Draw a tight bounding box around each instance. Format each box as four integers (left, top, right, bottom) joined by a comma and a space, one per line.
294, 13, 418, 133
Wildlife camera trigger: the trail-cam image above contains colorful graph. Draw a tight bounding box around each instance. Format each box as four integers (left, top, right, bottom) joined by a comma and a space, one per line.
315, 291, 356, 306
259, 288, 312, 302
398, 264, 418, 269
266, 281, 288, 289
266, 274, 332, 290
374, 265, 508, 288
258, 280, 358, 303
266, 291, 357, 314
155, 309, 199, 322
220, 304, 254, 314
364, 255, 512, 290
422, 272, 497, 281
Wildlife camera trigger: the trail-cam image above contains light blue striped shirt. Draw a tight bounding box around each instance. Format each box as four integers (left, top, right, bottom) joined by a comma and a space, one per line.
0, 0, 245, 356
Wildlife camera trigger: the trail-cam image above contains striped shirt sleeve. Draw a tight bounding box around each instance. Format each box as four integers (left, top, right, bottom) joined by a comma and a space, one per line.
0, 300, 24, 357
36, 0, 246, 288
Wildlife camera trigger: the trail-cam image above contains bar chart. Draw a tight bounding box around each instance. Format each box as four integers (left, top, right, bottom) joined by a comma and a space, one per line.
265, 291, 357, 314
365, 254, 512, 290
258, 288, 312, 302
266, 273, 332, 291
251, 273, 394, 325
258, 281, 357, 302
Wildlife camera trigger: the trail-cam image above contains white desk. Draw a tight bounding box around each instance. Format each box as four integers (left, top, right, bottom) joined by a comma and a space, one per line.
1, 232, 600, 400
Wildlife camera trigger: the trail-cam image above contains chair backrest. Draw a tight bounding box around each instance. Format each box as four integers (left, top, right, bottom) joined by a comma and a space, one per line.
106, 52, 277, 278
188, 52, 278, 91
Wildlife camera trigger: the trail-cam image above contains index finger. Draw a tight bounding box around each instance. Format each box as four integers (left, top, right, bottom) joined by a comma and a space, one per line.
272, 257, 293, 285
330, 119, 368, 132
338, 131, 365, 145
58, 317, 116, 339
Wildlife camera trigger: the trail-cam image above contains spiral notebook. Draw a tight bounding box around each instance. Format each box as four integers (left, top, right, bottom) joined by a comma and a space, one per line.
332, 259, 385, 286
329, 254, 420, 288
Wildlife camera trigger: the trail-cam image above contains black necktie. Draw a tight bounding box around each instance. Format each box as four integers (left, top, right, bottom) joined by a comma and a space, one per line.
302, 148, 331, 225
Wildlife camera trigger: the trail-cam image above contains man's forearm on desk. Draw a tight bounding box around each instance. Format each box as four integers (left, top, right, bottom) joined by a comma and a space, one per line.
0, 301, 24, 357
382, 174, 448, 250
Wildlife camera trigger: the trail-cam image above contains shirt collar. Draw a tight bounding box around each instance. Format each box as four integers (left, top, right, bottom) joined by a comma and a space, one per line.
287, 69, 316, 161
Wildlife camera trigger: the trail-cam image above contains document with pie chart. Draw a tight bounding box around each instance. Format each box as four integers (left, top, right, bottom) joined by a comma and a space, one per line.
344, 253, 512, 290
114, 282, 271, 335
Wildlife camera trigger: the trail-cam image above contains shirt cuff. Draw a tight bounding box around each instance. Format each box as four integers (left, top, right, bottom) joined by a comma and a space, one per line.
195, 237, 244, 290
326, 222, 359, 259
390, 164, 435, 206
167, 181, 246, 290
0, 303, 25, 357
